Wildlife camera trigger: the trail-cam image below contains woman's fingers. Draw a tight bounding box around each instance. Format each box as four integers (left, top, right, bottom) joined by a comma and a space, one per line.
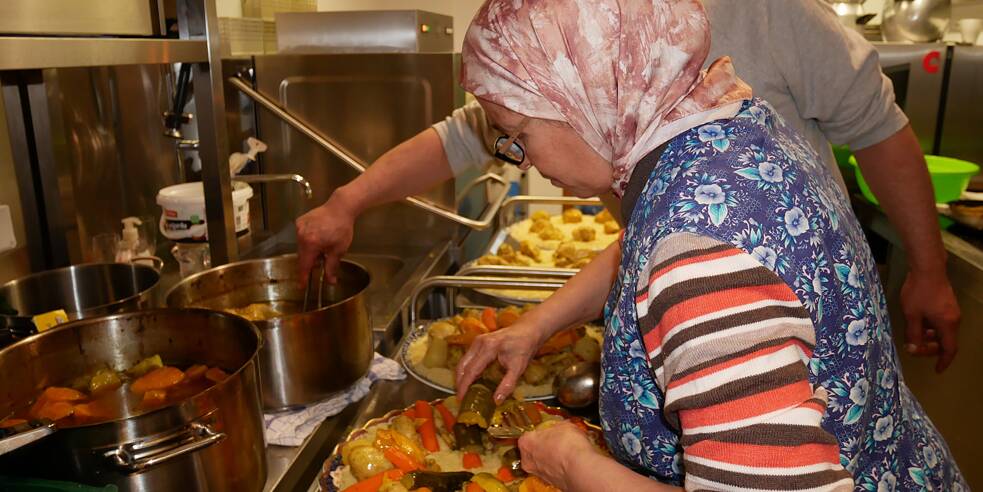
296, 240, 320, 286
321, 249, 342, 285
455, 339, 497, 398
493, 364, 525, 404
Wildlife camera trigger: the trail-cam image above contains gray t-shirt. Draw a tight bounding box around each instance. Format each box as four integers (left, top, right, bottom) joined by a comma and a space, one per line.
435, 0, 909, 183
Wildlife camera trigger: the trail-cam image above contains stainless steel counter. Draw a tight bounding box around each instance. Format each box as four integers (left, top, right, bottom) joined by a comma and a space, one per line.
854, 200, 983, 488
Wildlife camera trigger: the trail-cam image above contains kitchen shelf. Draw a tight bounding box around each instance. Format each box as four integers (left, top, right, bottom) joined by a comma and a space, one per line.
0, 37, 208, 70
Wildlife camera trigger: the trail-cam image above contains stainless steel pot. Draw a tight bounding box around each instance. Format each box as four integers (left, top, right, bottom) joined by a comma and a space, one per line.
166, 255, 373, 411
0, 263, 160, 338
0, 309, 266, 491
882, 0, 951, 43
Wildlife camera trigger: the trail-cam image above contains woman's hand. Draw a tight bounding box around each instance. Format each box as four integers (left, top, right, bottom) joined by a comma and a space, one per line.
295, 190, 359, 285
455, 319, 549, 404
518, 422, 596, 490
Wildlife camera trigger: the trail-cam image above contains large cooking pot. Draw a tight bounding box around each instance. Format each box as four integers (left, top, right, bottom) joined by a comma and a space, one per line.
0, 263, 160, 339
166, 254, 372, 411
0, 309, 266, 491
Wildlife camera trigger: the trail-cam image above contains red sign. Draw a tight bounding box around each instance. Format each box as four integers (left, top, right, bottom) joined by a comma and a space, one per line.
922, 51, 941, 74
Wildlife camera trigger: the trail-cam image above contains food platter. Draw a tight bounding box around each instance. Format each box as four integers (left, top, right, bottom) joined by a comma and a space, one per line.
318, 396, 605, 492
399, 307, 602, 401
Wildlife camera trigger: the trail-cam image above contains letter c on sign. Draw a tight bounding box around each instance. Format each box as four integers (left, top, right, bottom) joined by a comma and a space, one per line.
923, 51, 941, 74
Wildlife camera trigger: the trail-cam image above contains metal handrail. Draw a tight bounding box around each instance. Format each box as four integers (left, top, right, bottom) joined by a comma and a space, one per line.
408, 275, 566, 327
455, 264, 578, 278
227, 75, 509, 230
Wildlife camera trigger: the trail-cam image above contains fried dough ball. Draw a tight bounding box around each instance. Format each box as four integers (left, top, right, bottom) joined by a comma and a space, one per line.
604, 220, 621, 234
594, 209, 614, 224
528, 218, 551, 234
477, 254, 505, 266
562, 208, 583, 223
538, 226, 565, 241
519, 240, 542, 262
572, 226, 596, 242
531, 210, 551, 222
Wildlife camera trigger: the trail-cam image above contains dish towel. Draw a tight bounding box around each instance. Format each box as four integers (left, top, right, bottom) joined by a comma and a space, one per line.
263, 352, 405, 446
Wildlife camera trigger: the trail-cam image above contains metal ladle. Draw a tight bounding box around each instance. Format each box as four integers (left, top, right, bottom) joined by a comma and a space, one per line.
553, 361, 600, 409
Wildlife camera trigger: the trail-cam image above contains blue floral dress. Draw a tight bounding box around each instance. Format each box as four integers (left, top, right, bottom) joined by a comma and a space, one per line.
598, 98, 966, 491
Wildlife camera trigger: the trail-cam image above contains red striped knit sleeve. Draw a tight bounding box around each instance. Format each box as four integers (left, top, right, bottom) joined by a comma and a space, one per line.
636, 232, 853, 491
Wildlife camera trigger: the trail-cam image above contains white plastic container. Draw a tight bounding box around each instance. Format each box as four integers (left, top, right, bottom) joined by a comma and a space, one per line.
156, 181, 253, 241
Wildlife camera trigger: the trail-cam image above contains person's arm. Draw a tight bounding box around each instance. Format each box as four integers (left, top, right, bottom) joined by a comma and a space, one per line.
640, 233, 852, 491
770, 0, 959, 372
853, 125, 960, 372
296, 128, 454, 283
455, 240, 620, 402
296, 100, 496, 284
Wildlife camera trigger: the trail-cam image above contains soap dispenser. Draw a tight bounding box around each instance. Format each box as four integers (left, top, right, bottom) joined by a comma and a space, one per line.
116, 217, 152, 263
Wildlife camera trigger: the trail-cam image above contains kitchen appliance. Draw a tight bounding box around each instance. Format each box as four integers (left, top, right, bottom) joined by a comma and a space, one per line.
0, 309, 266, 491
938, 45, 983, 189
166, 255, 373, 411
275, 10, 454, 54
882, 0, 952, 43
873, 43, 949, 155
0, 263, 160, 338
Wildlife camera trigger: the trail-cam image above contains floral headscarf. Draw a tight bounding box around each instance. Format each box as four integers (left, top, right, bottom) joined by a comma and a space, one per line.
461, 0, 752, 196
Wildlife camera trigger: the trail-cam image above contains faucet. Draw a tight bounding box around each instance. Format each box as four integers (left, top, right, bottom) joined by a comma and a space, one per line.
163, 63, 193, 139
234, 174, 313, 199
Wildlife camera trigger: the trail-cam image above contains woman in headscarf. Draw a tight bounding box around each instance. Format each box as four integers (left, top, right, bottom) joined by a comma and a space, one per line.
453, 1, 965, 491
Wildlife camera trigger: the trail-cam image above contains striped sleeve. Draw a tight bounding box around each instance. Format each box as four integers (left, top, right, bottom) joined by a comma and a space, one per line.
636, 232, 853, 492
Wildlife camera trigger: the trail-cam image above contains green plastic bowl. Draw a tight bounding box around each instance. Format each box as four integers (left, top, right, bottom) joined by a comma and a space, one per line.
832, 145, 853, 168
848, 155, 980, 205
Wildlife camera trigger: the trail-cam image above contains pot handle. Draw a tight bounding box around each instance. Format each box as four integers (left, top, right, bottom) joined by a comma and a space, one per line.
106, 421, 226, 471
130, 255, 165, 272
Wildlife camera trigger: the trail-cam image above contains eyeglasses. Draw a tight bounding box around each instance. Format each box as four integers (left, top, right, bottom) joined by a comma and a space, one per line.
494, 117, 530, 166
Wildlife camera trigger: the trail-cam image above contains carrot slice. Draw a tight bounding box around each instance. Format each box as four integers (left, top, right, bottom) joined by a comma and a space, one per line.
402, 408, 417, 420
185, 364, 208, 381
497, 466, 515, 482
131, 366, 185, 394
383, 447, 421, 472
535, 329, 578, 356
72, 402, 108, 422
497, 310, 521, 329
414, 400, 439, 452
466, 482, 483, 492
40, 386, 85, 402
341, 469, 404, 492
141, 389, 168, 408
204, 367, 228, 383
462, 451, 482, 469
481, 307, 498, 331
459, 318, 487, 337
35, 401, 74, 422
522, 403, 543, 425
434, 401, 456, 433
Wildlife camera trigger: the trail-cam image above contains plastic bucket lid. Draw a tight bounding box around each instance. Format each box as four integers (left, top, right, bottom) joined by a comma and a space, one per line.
156, 181, 253, 207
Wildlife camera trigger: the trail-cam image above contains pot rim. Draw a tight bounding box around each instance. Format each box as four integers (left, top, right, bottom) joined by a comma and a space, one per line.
0, 308, 263, 430
165, 254, 372, 317
0, 262, 160, 320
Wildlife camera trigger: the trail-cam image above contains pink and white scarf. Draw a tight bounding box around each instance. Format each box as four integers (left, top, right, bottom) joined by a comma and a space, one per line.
461, 0, 753, 196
